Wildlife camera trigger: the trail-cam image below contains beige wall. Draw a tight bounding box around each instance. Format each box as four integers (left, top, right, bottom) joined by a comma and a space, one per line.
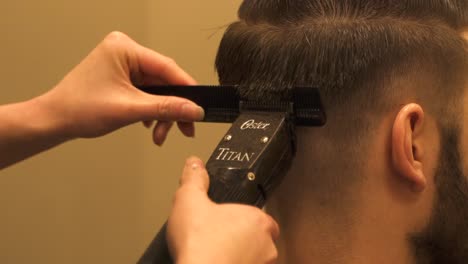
0, 1, 240, 263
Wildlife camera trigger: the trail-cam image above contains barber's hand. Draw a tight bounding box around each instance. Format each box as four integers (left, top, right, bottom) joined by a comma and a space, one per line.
38, 31, 204, 145
167, 157, 279, 264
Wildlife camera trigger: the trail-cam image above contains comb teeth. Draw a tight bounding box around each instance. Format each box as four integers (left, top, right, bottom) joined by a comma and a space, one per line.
291, 87, 327, 126
240, 100, 294, 113
137, 85, 326, 127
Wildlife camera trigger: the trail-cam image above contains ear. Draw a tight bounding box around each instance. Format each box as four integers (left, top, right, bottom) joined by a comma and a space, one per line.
461, 28, 468, 41
391, 104, 426, 192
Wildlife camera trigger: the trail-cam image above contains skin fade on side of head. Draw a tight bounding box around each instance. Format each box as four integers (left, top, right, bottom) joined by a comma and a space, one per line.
215, 0, 468, 263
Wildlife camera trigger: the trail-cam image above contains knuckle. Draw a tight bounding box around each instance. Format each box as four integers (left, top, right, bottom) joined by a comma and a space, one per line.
157, 97, 172, 119
161, 57, 179, 72
105, 31, 129, 42
163, 57, 177, 67
101, 31, 129, 51
157, 97, 181, 120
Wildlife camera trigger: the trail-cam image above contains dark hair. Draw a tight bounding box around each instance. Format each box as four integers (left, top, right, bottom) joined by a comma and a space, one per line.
215, 1, 467, 187
238, 0, 468, 29
215, 1, 467, 126
410, 124, 468, 263
216, 3, 468, 258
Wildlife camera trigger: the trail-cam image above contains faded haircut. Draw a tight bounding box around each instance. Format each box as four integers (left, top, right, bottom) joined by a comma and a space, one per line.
215, 0, 467, 134
214, 1, 467, 188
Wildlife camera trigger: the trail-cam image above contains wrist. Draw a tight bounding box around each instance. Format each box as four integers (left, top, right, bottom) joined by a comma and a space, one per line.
29, 93, 73, 143
0, 95, 72, 169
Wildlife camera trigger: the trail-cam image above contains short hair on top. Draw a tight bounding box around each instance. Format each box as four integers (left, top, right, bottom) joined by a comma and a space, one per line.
238, 0, 468, 28
215, 0, 467, 128
215, 1, 467, 183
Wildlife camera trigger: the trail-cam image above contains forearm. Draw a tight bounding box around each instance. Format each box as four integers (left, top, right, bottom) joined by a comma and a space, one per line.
0, 95, 70, 169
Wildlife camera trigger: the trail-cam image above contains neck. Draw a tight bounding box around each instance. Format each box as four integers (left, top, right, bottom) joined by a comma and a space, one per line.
268, 126, 421, 263
267, 167, 416, 264
268, 195, 415, 264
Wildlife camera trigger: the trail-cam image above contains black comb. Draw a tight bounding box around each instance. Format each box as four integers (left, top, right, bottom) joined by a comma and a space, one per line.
137, 85, 326, 126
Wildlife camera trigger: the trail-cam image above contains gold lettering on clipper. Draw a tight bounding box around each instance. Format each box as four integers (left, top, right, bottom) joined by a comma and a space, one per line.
216, 148, 255, 162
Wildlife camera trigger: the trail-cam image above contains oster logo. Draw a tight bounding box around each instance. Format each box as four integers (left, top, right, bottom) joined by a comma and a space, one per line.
240, 120, 270, 130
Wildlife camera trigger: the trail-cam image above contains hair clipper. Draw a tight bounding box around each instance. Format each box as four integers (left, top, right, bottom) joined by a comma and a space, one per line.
136, 85, 326, 264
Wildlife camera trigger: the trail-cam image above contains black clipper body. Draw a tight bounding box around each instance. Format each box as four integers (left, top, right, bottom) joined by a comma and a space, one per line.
207, 111, 295, 207
137, 86, 326, 264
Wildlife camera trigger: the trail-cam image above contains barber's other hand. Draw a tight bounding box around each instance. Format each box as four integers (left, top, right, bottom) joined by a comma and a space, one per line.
37, 31, 204, 145
167, 157, 279, 264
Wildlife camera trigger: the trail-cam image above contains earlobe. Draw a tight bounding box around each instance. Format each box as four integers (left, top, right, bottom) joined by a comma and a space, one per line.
391, 104, 426, 192
461, 29, 468, 41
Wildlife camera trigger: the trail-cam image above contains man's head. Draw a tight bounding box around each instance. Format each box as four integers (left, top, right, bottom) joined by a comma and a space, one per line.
216, 1, 468, 263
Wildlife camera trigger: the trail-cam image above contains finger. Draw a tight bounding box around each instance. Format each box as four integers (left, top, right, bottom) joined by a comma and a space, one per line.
143, 120, 154, 128
134, 95, 205, 122
177, 122, 195, 138
180, 156, 209, 192
152, 121, 174, 146
264, 214, 281, 241
136, 46, 197, 85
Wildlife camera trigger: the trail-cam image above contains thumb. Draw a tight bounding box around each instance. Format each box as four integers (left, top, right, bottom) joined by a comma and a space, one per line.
180, 156, 210, 193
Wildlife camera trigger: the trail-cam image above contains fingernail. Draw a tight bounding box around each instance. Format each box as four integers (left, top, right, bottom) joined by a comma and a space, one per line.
187, 126, 195, 138
153, 135, 164, 147
143, 121, 154, 129
187, 157, 204, 169
196, 106, 205, 120
186, 131, 195, 138
182, 104, 205, 121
